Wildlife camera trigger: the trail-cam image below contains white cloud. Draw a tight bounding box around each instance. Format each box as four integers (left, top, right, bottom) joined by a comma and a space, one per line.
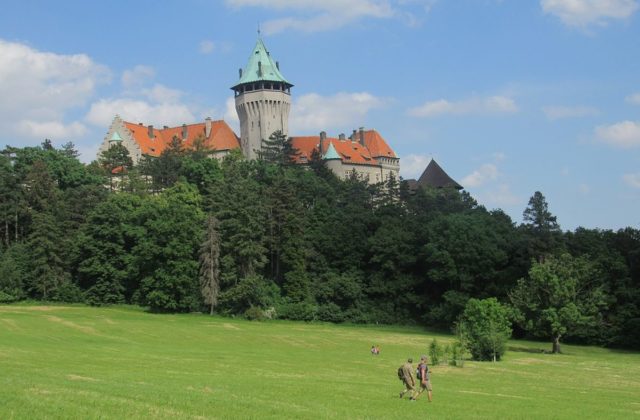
16, 120, 87, 139
541, 0, 639, 27
623, 173, 640, 188
595, 120, 640, 148
289, 92, 385, 133
226, 0, 413, 33
85, 98, 196, 128
0, 39, 109, 142
462, 163, 499, 188
224, 96, 240, 133
143, 84, 184, 103
400, 153, 432, 179
121, 65, 155, 88
542, 105, 599, 120
481, 184, 522, 207
408, 95, 517, 117
199, 40, 215, 54
626, 92, 640, 105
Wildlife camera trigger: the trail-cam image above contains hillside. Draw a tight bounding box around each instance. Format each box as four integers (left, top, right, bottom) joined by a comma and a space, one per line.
1, 304, 639, 418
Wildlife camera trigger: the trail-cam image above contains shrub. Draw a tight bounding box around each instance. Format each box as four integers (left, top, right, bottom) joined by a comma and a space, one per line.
457, 297, 512, 362
449, 341, 466, 367
316, 303, 345, 323
429, 338, 443, 365
0, 290, 19, 303
244, 306, 267, 321
277, 301, 317, 321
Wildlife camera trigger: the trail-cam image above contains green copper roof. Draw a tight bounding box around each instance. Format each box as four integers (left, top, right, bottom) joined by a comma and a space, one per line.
109, 131, 123, 141
233, 38, 291, 88
323, 142, 341, 160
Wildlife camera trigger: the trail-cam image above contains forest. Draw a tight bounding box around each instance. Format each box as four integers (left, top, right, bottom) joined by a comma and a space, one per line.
1, 138, 639, 350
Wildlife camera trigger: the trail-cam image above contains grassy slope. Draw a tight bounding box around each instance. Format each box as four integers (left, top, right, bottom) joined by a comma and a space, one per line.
1, 304, 639, 419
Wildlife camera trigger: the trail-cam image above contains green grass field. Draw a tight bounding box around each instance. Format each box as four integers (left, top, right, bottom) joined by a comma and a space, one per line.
1, 304, 639, 419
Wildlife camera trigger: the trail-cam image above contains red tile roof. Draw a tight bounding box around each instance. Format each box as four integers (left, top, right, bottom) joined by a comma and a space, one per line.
123, 120, 240, 157
290, 129, 396, 165
361, 130, 397, 158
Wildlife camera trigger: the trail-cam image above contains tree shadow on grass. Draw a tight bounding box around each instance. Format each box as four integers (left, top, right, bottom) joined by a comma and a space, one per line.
507, 345, 551, 354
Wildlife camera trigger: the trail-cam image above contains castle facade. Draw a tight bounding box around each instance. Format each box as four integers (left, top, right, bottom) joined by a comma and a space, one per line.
97, 37, 401, 184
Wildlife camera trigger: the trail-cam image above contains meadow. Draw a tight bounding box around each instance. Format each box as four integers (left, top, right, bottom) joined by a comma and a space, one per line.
1, 304, 639, 419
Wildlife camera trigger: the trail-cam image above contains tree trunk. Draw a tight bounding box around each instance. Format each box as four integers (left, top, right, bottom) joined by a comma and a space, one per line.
552, 335, 562, 354
209, 302, 214, 316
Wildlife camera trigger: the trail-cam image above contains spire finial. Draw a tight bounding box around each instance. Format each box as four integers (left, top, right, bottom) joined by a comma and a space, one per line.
257, 23, 261, 38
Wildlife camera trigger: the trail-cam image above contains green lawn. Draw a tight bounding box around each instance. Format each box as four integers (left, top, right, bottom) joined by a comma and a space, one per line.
1, 304, 639, 419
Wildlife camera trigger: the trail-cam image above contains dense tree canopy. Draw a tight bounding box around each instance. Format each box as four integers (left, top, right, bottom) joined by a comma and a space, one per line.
0, 141, 639, 349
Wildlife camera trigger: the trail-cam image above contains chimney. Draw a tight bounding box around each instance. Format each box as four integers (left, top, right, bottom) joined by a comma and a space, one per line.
163, 125, 168, 130
258, 61, 262, 77
339, 133, 345, 140
351, 129, 357, 141
182, 124, 188, 140
205, 117, 212, 138
239, 68, 243, 78
319, 131, 326, 154
276, 61, 280, 70
359, 127, 365, 146
148, 125, 154, 139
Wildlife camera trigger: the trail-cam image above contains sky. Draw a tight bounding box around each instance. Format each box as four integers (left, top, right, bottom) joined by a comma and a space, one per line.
0, 0, 639, 230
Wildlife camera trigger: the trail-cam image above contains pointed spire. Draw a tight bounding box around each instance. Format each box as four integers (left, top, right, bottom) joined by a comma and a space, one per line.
232, 36, 292, 88
323, 142, 341, 160
417, 159, 463, 190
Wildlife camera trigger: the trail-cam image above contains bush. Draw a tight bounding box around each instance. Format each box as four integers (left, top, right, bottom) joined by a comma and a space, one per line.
244, 306, 267, 321
0, 290, 19, 303
457, 297, 512, 362
449, 341, 466, 367
429, 338, 443, 365
52, 281, 85, 303
277, 301, 317, 321
316, 303, 346, 323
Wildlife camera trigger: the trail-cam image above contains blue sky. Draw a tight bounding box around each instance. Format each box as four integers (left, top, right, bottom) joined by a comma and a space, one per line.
0, 0, 639, 230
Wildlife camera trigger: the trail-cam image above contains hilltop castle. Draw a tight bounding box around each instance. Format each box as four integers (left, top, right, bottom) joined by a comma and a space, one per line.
98, 37, 459, 188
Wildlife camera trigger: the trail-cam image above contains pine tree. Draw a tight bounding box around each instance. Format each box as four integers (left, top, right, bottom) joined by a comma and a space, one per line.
199, 214, 221, 315
99, 143, 133, 192
522, 191, 563, 261
258, 130, 297, 165
27, 212, 68, 300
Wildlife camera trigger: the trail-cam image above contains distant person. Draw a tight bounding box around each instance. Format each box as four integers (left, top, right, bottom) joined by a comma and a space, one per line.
371, 345, 376, 355
374, 345, 380, 355
398, 358, 416, 400
416, 355, 433, 402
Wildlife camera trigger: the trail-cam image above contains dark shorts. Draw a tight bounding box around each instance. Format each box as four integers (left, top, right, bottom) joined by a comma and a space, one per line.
420, 380, 432, 391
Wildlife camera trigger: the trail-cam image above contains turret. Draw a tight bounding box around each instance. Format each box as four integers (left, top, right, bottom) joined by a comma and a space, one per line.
231, 37, 293, 160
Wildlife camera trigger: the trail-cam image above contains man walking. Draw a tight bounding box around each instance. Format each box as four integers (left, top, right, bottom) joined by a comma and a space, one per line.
416, 355, 433, 402
399, 358, 416, 400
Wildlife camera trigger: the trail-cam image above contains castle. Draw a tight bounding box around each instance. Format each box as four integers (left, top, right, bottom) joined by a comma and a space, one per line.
98, 37, 459, 188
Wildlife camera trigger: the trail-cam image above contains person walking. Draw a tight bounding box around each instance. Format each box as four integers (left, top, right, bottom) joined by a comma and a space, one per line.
399, 358, 416, 400
416, 355, 433, 402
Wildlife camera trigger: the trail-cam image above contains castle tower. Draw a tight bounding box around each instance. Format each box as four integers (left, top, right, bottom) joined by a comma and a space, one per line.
232, 37, 293, 160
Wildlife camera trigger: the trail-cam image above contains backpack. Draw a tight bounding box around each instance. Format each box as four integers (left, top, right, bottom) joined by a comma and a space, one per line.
397, 366, 404, 380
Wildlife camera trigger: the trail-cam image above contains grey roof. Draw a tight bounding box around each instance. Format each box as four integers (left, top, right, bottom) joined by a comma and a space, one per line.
417, 159, 463, 190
